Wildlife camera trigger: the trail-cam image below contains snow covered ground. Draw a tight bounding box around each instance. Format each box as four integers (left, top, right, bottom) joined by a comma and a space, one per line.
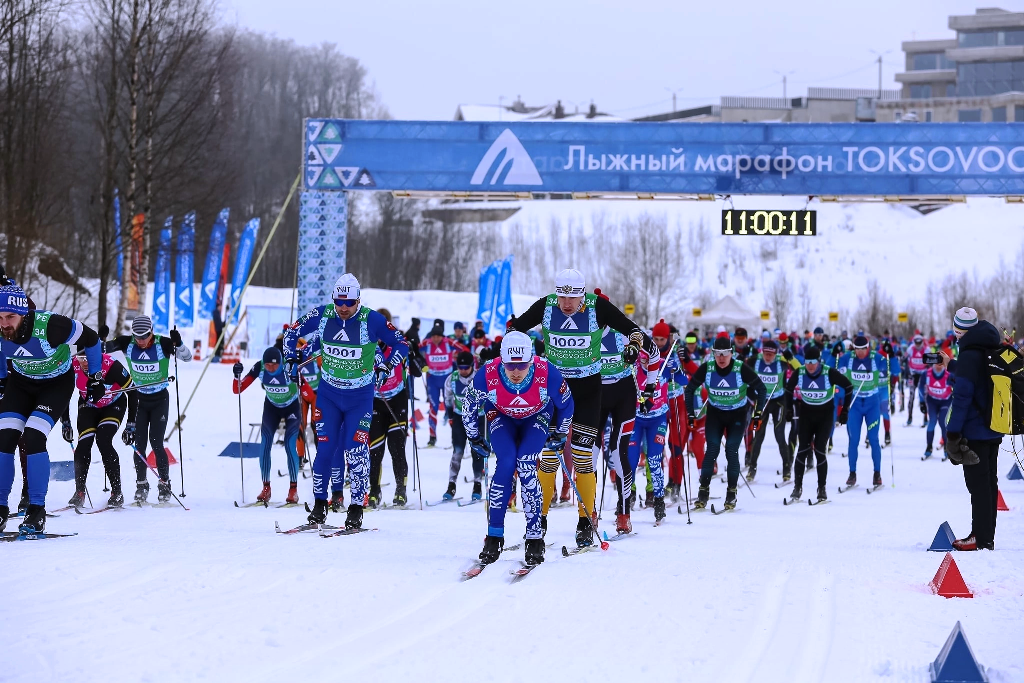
5, 360, 1024, 682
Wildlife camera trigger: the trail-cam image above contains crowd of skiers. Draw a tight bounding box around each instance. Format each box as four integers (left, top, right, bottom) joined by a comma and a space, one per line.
0, 263, 1016, 561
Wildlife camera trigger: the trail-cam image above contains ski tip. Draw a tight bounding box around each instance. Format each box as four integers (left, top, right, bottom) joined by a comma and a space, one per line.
677, 505, 682, 514
561, 545, 570, 557
233, 501, 240, 507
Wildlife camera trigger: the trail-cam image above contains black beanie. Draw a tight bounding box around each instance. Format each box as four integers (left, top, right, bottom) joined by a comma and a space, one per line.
263, 347, 283, 365
713, 336, 732, 351
804, 346, 821, 361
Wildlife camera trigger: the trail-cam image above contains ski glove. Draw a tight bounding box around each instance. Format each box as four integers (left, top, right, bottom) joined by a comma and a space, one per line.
622, 342, 641, 365
61, 418, 74, 443
783, 348, 794, 362
469, 436, 488, 458
750, 409, 764, 432
122, 422, 136, 447
687, 413, 696, 431
640, 385, 656, 414
836, 409, 848, 426
170, 328, 182, 348
232, 361, 244, 378
374, 365, 389, 390
86, 374, 106, 404
945, 433, 980, 466
545, 432, 567, 454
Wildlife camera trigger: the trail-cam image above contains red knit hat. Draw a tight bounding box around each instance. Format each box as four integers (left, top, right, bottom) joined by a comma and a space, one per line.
593, 287, 610, 301
652, 319, 670, 338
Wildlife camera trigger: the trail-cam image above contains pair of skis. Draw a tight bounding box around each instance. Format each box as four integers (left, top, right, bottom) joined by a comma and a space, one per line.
273, 521, 377, 536
235, 500, 300, 509
75, 504, 125, 515
1, 530, 78, 542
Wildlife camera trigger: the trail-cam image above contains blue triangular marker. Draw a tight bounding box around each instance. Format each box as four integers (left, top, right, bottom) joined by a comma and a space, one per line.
1008, 462, 1024, 480
930, 621, 987, 682
928, 521, 956, 552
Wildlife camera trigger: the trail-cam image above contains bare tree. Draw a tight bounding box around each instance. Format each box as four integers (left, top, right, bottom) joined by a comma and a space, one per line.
767, 271, 791, 331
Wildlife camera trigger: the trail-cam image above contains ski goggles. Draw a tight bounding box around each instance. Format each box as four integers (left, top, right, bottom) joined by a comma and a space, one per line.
712, 349, 733, 357
456, 362, 474, 370
805, 358, 820, 366
333, 298, 359, 308
504, 361, 531, 371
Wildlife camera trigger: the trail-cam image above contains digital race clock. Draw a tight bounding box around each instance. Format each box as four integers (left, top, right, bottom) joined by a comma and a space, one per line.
721, 210, 817, 236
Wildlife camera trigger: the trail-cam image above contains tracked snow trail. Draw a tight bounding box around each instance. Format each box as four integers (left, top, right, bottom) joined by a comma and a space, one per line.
3, 362, 1023, 682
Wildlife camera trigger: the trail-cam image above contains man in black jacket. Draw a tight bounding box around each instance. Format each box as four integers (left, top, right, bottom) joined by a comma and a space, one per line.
945, 307, 1002, 551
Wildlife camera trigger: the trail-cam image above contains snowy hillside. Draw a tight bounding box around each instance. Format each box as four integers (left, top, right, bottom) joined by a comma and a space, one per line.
481, 196, 1024, 333
3, 361, 1023, 682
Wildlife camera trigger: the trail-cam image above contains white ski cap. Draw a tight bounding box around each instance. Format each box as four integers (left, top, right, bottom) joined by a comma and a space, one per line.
501, 331, 534, 364
716, 324, 727, 334
554, 268, 586, 297
332, 273, 360, 301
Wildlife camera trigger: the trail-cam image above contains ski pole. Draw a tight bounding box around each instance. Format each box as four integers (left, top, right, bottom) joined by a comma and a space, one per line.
172, 328, 186, 497
598, 436, 607, 520
236, 373, 245, 504
132, 448, 189, 510
553, 444, 609, 551
408, 374, 417, 492
670, 400, 692, 524
110, 377, 177, 397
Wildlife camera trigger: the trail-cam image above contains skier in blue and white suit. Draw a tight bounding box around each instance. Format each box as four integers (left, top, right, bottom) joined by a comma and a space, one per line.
464, 332, 573, 568
284, 274, 408, 531
836, 335, 889, 489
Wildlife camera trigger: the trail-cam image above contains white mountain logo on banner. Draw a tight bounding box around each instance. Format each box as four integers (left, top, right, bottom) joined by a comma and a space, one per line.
470, 129, 543, 186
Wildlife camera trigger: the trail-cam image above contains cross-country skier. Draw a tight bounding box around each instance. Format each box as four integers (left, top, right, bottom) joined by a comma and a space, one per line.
905, 334, 928, 426
466, 332, 573, 566
104, 315, 192, 504
684, 336, 767, 511
837, 335, 889, 488
442, 351, 484, 501
295, 339, 320, 468
369, 328, 413, 508
63, 350, 137, 509
626, 319, 683, 525
232, 347, 301, 505
744, 339, 794, 482
419, 324, 465, 447
0, 283, 103, 533
784, 346, 853, 501
664, 325, 690, 503
508, 269, 657, 547
284, 274, 408, 530
923, 355, 953, 458
597, 316, 638, 529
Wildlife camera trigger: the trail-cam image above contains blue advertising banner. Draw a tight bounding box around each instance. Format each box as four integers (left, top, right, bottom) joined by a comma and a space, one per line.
476, 260, 500, 332
493, 256, 513, 333
175, 211, 195, 328
298, 192, 347, 318
114, 189, 122, 284
303, 120, 1024, 196
228, 218, 260, 323
199, 208, 229, 320
152, 218, 173, 334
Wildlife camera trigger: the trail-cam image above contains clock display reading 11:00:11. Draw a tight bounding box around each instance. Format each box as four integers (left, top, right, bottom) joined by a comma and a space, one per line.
721, 210, 817, 236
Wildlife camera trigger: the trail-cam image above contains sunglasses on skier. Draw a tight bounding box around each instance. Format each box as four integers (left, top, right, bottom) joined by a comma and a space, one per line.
713, 349, 733, 357
334, 299, 358, 308
504, 361, 530, 371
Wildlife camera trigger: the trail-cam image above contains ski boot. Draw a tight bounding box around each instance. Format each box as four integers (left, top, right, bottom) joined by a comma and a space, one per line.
19, 504, 46, 534
17, 491, 28, 515
442, 481, 457, 501
924, 446, 933, 459
790, 483, 803, 501
344, 503, 363, 530
524, 538, 546, 566
0, 505, 8, 533
846, 472, 856, 487
615, 512, 632, 534
884, 431, 891, 446
330, 489, 344, 512
256, 482, 272, 504
107, 489, 124, 508
952, 535, 977, 551
873, 471, 883, 487
816, 485, 827, 503
540, 515, 547, 538
285, 483, 299, 505
427, 436, 437, 448
723, 487, 737, 511
368, 489, 382, 509
134, 480, 150, 505
307, 498, 328, 525
471, 481, 482, 501
393, 484, 407, 507
157, 479, 172, 503
905, 414, 913, 427
745, 466, 756, 482
575, 516, 594, 547
652, 496, 666, 523
666, 482, 679, 503
478, 535, 503, 564
694, 478, 711, 510
67, 490, 86, 509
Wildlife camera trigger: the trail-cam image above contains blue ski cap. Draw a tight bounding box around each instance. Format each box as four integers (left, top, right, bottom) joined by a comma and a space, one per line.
0, 284, 28, 315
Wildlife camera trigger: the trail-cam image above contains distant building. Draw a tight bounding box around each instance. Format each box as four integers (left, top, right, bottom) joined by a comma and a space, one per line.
880, 7, 1024, 122
634, 88, 901, 124
454, 96, 623, 122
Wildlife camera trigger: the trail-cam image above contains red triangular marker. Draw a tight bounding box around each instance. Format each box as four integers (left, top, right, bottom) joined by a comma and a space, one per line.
147, 447, 178, 468
996, 489, 1009, 512
930, 552, 973, 598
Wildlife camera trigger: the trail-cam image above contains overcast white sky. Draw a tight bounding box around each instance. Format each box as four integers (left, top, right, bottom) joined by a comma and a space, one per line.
227, 0, 989, 120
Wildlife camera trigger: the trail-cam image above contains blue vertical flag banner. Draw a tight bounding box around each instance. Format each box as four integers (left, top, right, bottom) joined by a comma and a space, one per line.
228, 217, 261, 323
493, 256, 514, 334
114, 189, 122, 284
297, 191, 347, 318
198, 208, 229, 320
477, 260, 500, 333
175, 211, 195, 328
152, 218, 173, 334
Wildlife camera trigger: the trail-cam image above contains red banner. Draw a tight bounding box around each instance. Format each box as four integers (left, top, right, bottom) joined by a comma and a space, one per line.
125, 213, 145, 311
